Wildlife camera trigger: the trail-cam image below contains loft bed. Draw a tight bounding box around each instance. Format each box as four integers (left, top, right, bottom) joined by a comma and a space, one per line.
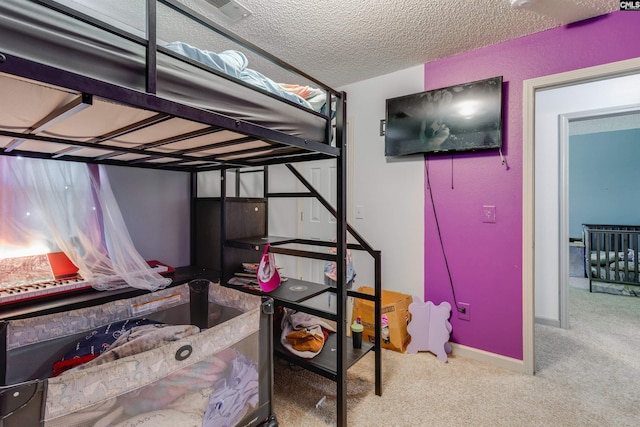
0, 0, 338, 170
0, 1, 380, 427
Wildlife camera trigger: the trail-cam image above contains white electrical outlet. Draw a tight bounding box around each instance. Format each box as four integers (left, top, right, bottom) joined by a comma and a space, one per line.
482, 205, 496, 223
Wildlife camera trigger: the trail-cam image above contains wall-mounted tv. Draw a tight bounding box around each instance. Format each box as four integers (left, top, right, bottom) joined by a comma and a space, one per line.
385, 76, 503, 156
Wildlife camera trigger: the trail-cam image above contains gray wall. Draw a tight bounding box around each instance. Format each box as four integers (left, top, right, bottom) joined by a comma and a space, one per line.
569, 128, 640, 238
106, 166, 191, 268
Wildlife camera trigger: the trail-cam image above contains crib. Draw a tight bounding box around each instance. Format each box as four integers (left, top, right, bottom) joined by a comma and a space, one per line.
0, 280, 276, 427
583, 224, 640, 296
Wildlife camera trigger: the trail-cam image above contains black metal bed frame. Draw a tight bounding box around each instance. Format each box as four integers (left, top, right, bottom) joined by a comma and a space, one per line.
1, 0, 340, 172
0, 1, 381, 425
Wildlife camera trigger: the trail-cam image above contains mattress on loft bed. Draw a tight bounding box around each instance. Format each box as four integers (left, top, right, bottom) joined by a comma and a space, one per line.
0, 282, 269, 427
0, 0, 328, 145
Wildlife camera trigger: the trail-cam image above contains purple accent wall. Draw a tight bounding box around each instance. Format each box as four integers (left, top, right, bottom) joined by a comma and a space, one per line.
423, 12, 640, 360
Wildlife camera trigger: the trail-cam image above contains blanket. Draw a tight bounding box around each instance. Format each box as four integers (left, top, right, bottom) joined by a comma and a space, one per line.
280, 308, 335, 358
52, 318, 163, 376
278, 84, 327, 113
51, 346, 259, 427
163, 42, 315, 111
70, 323, 201, 370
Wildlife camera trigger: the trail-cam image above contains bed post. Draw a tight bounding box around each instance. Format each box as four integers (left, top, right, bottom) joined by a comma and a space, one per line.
335, 90, 348, 427
146, 0, 157, 94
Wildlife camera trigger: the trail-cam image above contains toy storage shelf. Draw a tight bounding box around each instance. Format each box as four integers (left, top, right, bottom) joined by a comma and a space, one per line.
273, 333, 374, 381
223, 256, 376, 381
194, 165, 382, 427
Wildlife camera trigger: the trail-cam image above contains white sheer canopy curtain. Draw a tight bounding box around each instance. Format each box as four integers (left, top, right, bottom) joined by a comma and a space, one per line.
0, 156, 170, 291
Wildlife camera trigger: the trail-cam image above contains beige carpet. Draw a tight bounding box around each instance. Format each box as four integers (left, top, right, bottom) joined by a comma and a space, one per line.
273, 280, 640, 426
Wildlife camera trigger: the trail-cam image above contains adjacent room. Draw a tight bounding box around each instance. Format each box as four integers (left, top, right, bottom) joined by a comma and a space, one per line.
0, 1, 638, 426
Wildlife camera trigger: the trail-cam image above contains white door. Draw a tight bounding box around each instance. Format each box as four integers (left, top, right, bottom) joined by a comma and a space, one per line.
295, 159, 337, 284
295, 118, 354, 284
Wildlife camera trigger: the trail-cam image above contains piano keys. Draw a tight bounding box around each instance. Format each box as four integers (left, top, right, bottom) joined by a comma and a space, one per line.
0, 253, 173, 306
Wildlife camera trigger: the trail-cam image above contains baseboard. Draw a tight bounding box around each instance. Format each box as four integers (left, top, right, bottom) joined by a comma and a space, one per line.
535, 317, 560, 328
449, 343, 528, 374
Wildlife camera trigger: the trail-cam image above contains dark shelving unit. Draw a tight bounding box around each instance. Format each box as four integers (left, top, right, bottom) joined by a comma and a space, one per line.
193, 160, 383, 426
224, 266, 375, 383
273, 333, 374, 381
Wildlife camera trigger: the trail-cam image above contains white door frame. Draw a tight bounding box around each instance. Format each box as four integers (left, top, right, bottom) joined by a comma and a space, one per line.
522, 57, 640, 374
558, 104, 640, 329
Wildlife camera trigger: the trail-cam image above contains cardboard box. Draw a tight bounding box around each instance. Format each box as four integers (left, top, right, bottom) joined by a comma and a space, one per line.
352, 286, 412, 352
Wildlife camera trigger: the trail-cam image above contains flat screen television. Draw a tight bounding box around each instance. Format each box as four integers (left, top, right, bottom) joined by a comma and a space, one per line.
385, 76, 503, 156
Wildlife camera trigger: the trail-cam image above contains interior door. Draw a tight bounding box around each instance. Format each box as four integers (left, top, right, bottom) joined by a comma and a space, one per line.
296, 159, 337, 284
295, 117, 354, 285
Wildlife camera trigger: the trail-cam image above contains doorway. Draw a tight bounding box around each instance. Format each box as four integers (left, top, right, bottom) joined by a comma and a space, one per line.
522, 57, 640, 374
561, 107, 640, 326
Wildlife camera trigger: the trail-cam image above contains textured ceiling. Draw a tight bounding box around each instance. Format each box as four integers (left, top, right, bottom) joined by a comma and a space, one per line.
63, 0, 620, 88
203, 0, 620, 88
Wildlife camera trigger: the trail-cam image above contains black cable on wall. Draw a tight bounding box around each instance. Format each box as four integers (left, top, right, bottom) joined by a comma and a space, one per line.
424, 155, 466, 314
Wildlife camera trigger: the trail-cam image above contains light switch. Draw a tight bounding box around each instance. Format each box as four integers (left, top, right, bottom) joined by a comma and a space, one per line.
355, 205, 364, 219
482, 205, 496, 223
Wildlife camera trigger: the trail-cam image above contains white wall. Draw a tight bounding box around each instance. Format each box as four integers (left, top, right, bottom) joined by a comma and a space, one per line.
340, 65, 425, 298
107, 166, 191, 268
267, 164, 303, 281
534, 72, 640, 323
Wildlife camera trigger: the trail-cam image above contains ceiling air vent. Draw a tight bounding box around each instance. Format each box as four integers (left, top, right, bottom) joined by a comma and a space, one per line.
205, 0, 252, 23
508, 0, 600, 24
